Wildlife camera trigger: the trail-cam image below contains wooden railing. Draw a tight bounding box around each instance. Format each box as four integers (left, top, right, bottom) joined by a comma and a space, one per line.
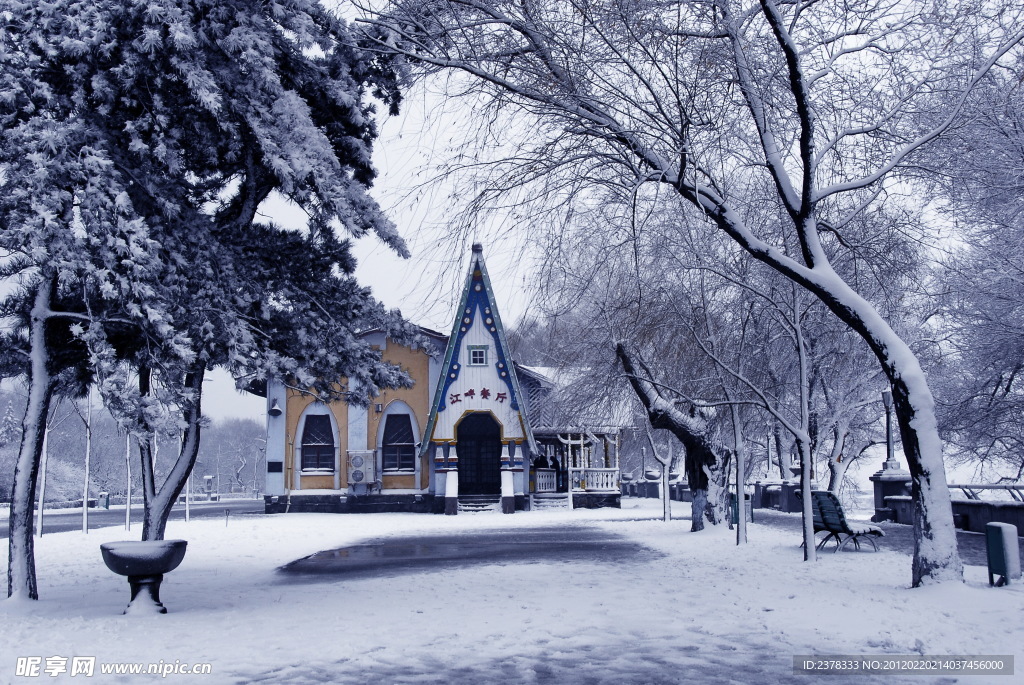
581, 468, 618, 492
535, 469, 557, 493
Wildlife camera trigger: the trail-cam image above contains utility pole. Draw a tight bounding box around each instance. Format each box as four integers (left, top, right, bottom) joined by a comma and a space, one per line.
81, 390, 92, 533
125, 432, 131, 531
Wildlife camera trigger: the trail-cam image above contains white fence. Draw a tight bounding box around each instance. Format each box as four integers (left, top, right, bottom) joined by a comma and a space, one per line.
535, 469, 557, 493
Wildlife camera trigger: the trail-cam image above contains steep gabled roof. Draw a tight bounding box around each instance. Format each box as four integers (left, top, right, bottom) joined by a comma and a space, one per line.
420, 243, 538, 455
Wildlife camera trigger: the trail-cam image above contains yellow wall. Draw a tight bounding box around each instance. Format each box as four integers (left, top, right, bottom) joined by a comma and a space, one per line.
287, 338, 435, 492
368, 341, 433, 490
382, 475, 416, 489
285, 390, 348, 491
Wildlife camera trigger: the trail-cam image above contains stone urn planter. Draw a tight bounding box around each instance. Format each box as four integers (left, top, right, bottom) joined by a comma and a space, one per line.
100, 540, 187, 615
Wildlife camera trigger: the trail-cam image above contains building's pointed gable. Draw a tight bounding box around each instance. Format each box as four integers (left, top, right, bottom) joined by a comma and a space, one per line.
421, 244, 536, 457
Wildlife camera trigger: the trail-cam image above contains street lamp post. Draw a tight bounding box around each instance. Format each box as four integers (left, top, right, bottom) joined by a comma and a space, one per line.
881, 389, 898, 470
870, 388, 912, 522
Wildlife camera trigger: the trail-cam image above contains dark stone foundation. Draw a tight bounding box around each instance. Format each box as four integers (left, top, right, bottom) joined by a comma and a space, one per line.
572, 493, 621, 509
265, 494, 440, 514
264, 492, 612, 514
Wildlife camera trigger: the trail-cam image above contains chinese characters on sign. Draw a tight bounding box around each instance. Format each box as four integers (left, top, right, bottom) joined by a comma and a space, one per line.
449, 388, 509, 405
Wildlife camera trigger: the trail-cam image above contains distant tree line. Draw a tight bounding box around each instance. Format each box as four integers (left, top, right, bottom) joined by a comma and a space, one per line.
0, 389, 266, 503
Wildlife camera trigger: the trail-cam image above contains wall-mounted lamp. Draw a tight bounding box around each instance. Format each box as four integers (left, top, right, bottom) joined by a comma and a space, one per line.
375, 403, 383, 413
268, 399, 283, 417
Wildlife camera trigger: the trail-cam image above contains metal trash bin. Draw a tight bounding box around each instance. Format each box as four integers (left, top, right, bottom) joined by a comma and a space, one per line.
99, 492, 110, 509
729, 493, 752, 524
986, 522, 1021, 587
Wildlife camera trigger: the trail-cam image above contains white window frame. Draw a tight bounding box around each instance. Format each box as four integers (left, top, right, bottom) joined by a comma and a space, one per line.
468, 345, 488, 366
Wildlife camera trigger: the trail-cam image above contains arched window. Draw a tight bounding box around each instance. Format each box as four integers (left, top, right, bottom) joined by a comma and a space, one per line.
382, 414, 416, 471
301, 414, 335, 471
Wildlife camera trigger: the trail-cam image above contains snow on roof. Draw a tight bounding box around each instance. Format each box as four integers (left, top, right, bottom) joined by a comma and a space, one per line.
514, 363, 636, 430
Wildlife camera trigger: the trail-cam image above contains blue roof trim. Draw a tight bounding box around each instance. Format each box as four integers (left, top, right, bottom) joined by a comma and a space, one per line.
420, 246, 538, 456
435, 269, 519, 412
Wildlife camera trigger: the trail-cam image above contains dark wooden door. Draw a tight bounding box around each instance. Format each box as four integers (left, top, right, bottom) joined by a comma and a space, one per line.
457, 413, 502, 495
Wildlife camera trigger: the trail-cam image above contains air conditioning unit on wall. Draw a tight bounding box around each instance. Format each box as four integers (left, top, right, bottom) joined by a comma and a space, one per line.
348, 451, 376, 489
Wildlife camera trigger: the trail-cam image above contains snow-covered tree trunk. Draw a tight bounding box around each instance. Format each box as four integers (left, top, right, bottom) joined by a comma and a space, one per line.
618, 344, 728, 530
702, 452, 729, 528
794, 294, 816, 562
824, 424, 852, 493
141, 367, 204, 541
7, 281, 56, 601
136, 367, 158, 536
729, 403, 747, 545
690, 488, 707, 529
797, 436, 816, 563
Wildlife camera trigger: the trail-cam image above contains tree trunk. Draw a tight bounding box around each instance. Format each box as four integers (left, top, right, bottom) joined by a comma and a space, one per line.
137, 368, 157, 538
890, 375, 963, 585
691, 488, 707, 531
798, 437, 816, 562
7, 280, 56, 600
661, 461, 670, 523
704, 450, 729, 527
816, 290, 960, 583
825, 425, 851, 492
141, 366, 205, 541
794, 297, 816, 561
729, 403, 747, 545
774, 423, 790, 479
617, 343, 728, 531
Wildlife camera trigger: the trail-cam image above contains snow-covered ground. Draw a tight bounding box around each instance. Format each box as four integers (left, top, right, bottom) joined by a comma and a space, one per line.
2, 499, 1019, 684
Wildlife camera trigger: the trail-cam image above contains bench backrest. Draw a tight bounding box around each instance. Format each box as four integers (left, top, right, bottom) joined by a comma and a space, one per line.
811, 490, 850, 533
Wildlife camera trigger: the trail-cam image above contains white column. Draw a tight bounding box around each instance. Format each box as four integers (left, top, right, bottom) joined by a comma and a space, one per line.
444, 468, 459, 515
501, 469, 515, 514
444, 445, 459, 515
265, 380, 287, 496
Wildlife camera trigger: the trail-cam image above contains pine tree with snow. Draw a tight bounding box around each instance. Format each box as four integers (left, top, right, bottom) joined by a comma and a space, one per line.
0, 404, 20, 447
2, 0, 411, 599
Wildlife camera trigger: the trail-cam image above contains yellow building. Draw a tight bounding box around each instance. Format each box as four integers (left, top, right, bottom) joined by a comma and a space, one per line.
263, 244, 621, 514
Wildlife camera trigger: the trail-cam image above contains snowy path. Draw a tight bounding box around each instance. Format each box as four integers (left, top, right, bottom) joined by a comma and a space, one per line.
2, 499, 1019, 684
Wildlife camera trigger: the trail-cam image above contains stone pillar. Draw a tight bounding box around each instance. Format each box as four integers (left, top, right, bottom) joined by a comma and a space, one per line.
869, 464, 911, 523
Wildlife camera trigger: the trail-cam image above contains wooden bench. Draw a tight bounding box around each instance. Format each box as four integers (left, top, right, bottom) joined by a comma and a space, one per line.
810, 490, 884, 552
